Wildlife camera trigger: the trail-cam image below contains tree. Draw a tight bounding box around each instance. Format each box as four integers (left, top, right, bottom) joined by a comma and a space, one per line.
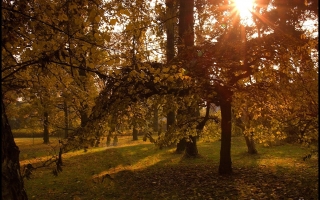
2, 100, 28, 199
165, 0, 177, 148
205, 0, 317, 173
68, 0, 317, 175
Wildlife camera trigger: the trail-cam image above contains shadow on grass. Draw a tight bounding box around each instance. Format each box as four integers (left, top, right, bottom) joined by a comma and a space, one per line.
22, 137, 318, 200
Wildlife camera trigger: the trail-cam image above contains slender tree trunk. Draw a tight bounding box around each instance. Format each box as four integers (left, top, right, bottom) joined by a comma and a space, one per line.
153, 104, 159, 133
133, 125, 138, 141
184, 106, 200, 156
80, 104, 89, 128
107, 124, 115, 147
219, 98, 233, 174
166, 111, 175, 131
64, 99, 69, 139
79, 63, 89, 128
237, 112, 258, 154
185, 135, 198, 156
106, 132, 112, 147
244, 134, 257, 154
113, 135, 118, 146
2, 100, 28, 200
43, 111, 50, 144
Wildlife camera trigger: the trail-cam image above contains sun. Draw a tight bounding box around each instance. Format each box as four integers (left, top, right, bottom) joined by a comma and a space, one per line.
233, 0, 255, 21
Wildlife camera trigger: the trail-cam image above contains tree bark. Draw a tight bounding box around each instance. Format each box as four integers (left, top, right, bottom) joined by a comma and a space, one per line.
107, 123, 116, 147
133, 125, 138, 141
244, 135, 258, 154
80, 104, 89, 128
176, 138, 186, 153
113, 135, 118, 146
165, 0, 175, 63
165, 0, 176, 139
2, 100, 28, 200
178, 0, 194, 51
236, 117, 258, 154
43, 111, 50, 144
153, 104, 159, 133
175, 0, 196, 153
106, 132, 112, 147
166, 111, 176, 131
63, 99, 69, 139
185, 135, 198, 156
218, 97, 233, 174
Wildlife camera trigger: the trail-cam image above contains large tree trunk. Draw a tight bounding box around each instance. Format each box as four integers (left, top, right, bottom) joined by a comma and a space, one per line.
43, 111, 50, 144
218, 98, 233, 174
176, 138, 186, 153
2, 100, 28, 200
165, 0, 175, 63
165, 0, 176, 142
178, 0, 194, 50
175, 0, 195, 153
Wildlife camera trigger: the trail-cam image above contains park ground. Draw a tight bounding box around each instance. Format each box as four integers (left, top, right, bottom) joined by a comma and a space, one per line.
16, 136, 318, 200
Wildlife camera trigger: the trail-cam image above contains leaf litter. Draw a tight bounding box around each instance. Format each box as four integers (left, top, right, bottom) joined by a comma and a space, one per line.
109, 164, 318, 200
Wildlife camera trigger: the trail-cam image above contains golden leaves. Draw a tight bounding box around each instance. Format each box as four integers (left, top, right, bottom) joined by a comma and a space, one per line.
118, 9, 130, 17
94, 15, 101, 23
58, 13, 68, 22
110, 19, 117, 25
94, 33, 100, 40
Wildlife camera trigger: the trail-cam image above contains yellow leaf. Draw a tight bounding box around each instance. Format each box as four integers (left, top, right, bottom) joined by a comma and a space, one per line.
58, 13, 68, 21
88, 63, 95, 68
105, 35, 111, 42
125, 24, 134, 31
89, 10, 96, 21
114, 69, 120, 75
162, 67, 169, 73
140, 71, 145, 78
95, 15, 101, 23
110, 19, 117, 25
119, 9, 130, 16
154, 77, 160, 83
94, 33, 99, 39
107, 60, 114, 65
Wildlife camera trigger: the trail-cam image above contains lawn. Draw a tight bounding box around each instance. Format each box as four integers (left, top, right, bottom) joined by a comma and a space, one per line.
16, 136, 318, 200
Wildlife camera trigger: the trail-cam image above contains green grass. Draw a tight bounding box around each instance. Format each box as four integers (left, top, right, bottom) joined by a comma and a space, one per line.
16, 136, 318, 200
12, 128, 44, 138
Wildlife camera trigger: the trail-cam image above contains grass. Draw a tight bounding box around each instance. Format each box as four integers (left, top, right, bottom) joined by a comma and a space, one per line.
12, 128, 44, 138
16, 136, 318, 200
